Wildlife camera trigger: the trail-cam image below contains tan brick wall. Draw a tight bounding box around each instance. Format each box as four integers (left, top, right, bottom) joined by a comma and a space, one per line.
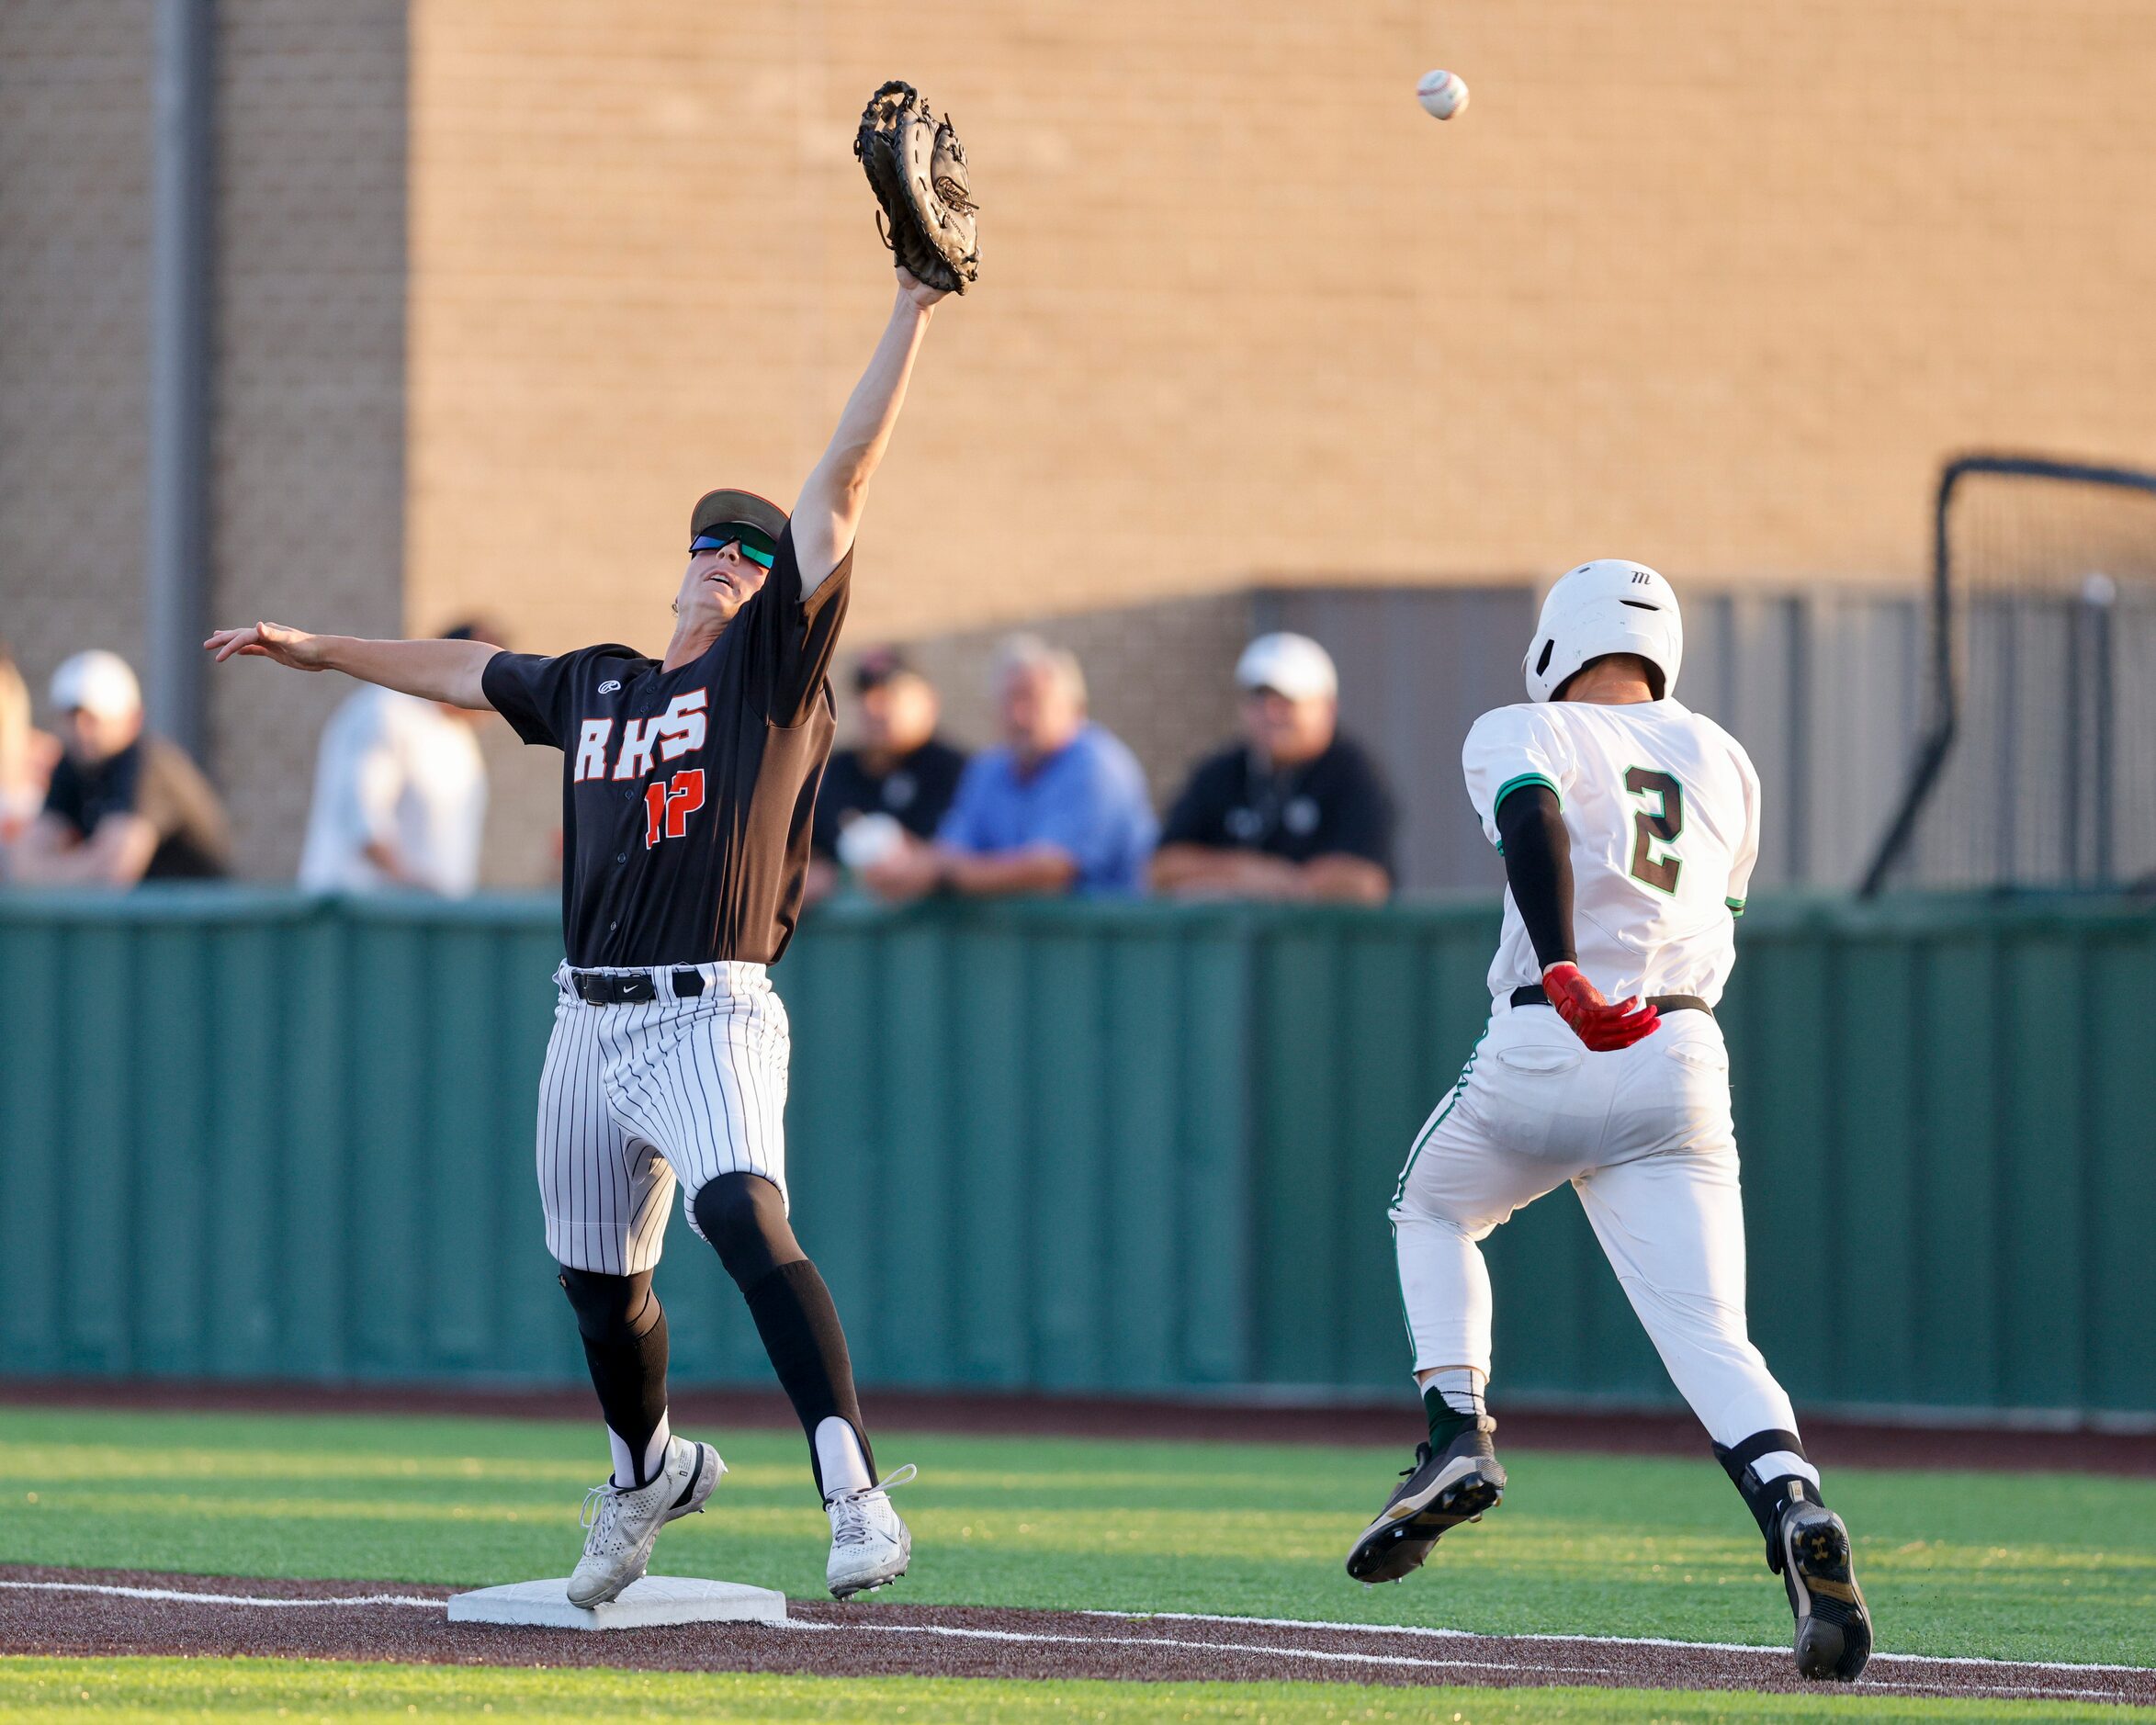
205, 0, 410, 877
0, 2, 154, 699
2, 0, 409, 881
406, 0, 2156, 667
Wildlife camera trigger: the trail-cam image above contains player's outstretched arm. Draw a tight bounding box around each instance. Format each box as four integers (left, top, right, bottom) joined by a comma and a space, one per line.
790, 267, 948, 592
203, 623, 497, 710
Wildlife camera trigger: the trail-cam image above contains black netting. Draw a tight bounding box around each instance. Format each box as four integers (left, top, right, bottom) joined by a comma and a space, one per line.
1872, 458, 2156, 891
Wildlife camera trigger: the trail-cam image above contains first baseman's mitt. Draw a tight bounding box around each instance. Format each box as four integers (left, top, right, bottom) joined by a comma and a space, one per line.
854, 80, 979, 294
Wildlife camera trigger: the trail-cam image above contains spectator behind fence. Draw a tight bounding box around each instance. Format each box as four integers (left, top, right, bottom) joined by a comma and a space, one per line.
8, 649, 230, 885
297, 619, 502, 896
805, 646, 968, 904
1152, 632, 1395, 903
861, 634, 1156, 900
0, 644, 60, 859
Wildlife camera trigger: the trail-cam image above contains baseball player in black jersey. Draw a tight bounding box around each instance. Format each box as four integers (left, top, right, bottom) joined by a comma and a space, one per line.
208, 262, 951, 1604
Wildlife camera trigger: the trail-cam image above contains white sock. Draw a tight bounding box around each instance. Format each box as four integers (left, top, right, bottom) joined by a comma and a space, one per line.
1417, 1365, 1487, 1418
1751, 1450, 1820, 1493
815, 1415, 874, 1500
609, 1411, 671, 1489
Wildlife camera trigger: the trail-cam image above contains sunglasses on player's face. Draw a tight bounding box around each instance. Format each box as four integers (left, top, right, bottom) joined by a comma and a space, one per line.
690, 524, 777, 569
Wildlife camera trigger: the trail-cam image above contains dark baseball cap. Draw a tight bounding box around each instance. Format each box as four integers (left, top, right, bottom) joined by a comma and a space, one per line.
690, 487, 789, 548
853, 646, 920, 693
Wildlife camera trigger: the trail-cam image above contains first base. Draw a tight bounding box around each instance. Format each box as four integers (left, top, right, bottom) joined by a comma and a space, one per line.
446, 1576, 786, 1630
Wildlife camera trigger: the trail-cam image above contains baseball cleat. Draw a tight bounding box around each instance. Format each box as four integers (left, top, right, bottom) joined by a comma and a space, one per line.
565, 1436, 724, 1607
825, 1463, 918, 1599
1344, 1416, 1505, 1584
1777, 1484, 1871, 1681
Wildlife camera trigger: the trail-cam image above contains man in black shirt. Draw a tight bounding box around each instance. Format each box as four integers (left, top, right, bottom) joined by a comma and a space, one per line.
807, 648, 966, 899
1153, 633, 1395, 903
12, 650, 230, 885
207, 262, 951, 1606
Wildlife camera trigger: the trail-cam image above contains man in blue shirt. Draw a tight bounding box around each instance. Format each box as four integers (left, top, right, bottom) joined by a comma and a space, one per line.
861, 635, 1156, 899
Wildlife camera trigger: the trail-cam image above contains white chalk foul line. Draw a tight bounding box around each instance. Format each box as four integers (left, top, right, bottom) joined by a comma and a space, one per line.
1089, 1609, 2156, 1677
799, 1619, 1615, 1677
6, 1578, 2145, 1699
0, 1579, 442, 1610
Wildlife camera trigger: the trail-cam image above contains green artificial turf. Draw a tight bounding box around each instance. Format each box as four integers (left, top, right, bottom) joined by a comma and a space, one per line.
1, 1407, 2150, 1667
0, 1659, 2128, 1725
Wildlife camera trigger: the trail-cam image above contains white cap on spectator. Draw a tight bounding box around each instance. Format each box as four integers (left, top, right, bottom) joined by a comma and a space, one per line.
1235, 633, 1338, 703
50, 650, 142, 720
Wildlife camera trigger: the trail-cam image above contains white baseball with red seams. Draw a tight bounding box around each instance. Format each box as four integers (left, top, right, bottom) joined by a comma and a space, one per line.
1417, 69, 1469, 119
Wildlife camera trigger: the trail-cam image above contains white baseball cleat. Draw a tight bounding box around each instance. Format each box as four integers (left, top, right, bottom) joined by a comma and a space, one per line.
565, 1436, 724, 1607
825, 1463, 917, 1599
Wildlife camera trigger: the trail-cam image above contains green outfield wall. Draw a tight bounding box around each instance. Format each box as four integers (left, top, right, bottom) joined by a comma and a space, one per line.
1, 891, 2150, 1421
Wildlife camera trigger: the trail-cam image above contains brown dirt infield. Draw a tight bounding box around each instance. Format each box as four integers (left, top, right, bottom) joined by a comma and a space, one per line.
7, 1379, 2154, 1477
1, 1565, 2148, 1707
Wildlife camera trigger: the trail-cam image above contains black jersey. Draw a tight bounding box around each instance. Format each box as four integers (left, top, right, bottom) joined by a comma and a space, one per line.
483, 524, 852, 967
1159, 733, 1397, 874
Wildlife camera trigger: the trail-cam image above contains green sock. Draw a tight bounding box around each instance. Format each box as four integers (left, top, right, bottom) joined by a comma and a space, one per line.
1423, 1384, 1481, 1449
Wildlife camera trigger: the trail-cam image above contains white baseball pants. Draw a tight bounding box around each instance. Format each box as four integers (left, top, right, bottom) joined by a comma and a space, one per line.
1390, 999, 1799, 1449
536, 961, 792, 1277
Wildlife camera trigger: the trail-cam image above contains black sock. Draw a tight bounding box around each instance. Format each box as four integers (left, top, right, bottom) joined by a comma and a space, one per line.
1422, 1384, 1482, 1450
558, 1268, 670, 1486
1712, 1431, 1820, 1570
743, 1258, 875, 1496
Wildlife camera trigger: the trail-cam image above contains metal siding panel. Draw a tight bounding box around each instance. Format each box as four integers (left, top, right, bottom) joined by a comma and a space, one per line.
1030, 931, 1110, 1388
425, 925, 502, 1370
2087, 926, 2156, 1412
1724, 920, 1835, 1400
1337, 927, 1427, 1390
1180, 923, 1254, 1383
0, 922, 65, 1370
1253, 925, 1343, 1383
490, 932, 578, 1381
872, 920, 960, 1384
950, 928, 1032, 1384
2, 893, 2150, 1420
280, 912, 350, 1377
64, 925, 135, 1372
1913, 931, 2006, 1406
1998, 930, 2086, 1406
131, 926, 209, 1374
209, 924, 283, 1376
1831, 933, 1922, 1402
1103, 926, 1183, 1391
347, 922, 426, 1374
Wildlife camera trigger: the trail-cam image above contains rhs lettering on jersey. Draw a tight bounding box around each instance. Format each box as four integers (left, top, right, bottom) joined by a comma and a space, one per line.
573, 692, 709, 783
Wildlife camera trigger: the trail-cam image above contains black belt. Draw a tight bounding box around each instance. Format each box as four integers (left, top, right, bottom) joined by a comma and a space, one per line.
1511, 984, 1712, 1017
570, 968, 706, 1005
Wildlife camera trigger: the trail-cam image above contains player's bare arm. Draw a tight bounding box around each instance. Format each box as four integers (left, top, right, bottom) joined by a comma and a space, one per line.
9, 809, 160, 886
859, 835, 1076, 901
1151, 844, 1390, 904
791, 268, 948, 593
203, 624, 497, 710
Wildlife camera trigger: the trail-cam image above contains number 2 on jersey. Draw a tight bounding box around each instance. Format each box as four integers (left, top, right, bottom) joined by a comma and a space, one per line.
643, 769, 705, 849
1624, 767, 1683, 893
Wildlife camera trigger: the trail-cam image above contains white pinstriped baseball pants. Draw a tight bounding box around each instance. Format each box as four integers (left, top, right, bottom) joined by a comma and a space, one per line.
536, 961, 792, 1277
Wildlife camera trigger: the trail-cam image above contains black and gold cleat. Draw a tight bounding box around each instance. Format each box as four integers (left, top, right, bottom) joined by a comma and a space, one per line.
1778, 1485, 1872, 1681
1344, 1416, 1505, 1584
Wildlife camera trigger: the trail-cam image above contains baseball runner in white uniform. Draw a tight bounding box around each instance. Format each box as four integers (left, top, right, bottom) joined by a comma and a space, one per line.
209, 258, 954, 1607
1345, 561, 1873, 1683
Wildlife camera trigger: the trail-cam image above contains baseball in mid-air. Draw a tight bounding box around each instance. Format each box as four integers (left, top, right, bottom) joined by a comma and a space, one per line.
1417, 68, 1469, 119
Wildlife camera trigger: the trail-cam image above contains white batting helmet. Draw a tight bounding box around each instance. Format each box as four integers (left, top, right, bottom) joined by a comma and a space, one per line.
1521, 559, 1684, 703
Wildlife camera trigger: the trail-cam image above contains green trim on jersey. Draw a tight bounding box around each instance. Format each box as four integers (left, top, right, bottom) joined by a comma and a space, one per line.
1491, 772, 1561, 821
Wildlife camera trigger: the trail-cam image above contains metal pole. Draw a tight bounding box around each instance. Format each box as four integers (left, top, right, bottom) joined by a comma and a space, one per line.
145, 0, 214, 757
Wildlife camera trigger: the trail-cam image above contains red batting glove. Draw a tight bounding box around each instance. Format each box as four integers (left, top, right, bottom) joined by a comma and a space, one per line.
1541, 962, 1660, 1052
